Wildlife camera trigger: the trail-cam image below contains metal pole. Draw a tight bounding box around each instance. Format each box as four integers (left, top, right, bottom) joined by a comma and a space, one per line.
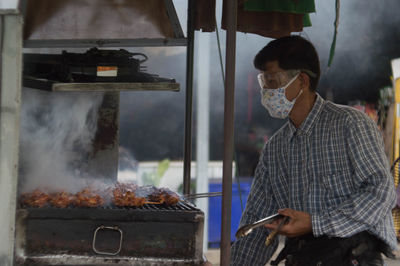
195, 31, 211, 252
183, 0, 195, 195
220, 0, 237, 265
0, 16, 2, 108
0, 14, 23, 266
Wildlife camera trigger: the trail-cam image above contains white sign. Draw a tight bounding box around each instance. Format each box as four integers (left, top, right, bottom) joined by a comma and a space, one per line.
392, 58, 400, 81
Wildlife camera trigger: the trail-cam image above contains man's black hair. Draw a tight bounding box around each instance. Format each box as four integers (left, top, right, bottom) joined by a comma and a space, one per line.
254, 35, 321, 91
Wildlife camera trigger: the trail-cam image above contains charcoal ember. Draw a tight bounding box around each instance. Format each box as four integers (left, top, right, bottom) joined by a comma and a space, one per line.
20, 189, 50, 208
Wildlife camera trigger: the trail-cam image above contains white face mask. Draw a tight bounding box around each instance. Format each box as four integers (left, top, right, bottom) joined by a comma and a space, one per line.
259, 73, 302, 119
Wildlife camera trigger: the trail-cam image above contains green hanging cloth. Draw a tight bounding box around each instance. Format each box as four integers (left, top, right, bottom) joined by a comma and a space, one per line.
244, 0, 315, 27
244, 0, 315, 13
302, 14, 312, 28
328, 0, 340, 67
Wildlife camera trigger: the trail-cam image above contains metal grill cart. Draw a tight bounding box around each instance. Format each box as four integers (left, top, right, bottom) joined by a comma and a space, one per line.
0, 1, 238, 265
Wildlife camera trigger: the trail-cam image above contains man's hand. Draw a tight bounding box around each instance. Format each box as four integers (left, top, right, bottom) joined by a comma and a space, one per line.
264, 208, 312, 238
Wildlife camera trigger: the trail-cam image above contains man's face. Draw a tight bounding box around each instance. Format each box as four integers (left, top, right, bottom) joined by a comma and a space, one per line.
262, 60, 302, 101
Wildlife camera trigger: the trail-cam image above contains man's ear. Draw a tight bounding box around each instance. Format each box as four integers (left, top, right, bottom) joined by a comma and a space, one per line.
299, 72, 310, 90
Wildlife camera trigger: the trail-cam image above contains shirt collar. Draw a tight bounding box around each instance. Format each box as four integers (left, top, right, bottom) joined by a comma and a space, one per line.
287, 93, 325, 139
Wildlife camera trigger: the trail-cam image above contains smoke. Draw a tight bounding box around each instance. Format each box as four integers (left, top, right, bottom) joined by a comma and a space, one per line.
118, 46, 187, 161
118, 1, 400, 162
305, 0, 400, 103
18, 88, 105, 194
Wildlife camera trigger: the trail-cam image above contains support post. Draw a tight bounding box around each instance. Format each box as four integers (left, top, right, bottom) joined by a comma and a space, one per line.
183, 0, 195, 195
0, 14, 23, 266
220, 0, 237, 265
195, 31, 211, 252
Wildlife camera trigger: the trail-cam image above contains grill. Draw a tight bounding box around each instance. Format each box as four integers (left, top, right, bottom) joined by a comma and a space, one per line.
15, 202, 204, 265
16, 32, 202, 264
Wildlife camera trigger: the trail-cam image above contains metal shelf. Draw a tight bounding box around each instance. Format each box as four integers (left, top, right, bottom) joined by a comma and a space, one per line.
23, 38, 187, 49
23, 77, 180, 92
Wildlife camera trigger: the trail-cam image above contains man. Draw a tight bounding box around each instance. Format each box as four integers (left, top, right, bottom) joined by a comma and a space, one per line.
231, 35, 397, 265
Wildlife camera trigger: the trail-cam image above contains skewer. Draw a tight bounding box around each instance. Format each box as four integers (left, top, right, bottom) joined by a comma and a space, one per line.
144, 201, 163, 204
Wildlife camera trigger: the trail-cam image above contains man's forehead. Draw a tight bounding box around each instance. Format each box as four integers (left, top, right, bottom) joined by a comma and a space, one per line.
263, 60, 283, 73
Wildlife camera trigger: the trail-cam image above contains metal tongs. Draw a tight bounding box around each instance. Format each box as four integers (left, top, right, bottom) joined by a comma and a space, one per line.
235, 213, 286, 238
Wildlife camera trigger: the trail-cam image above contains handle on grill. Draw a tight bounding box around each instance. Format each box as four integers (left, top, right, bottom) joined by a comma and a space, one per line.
92, 225, 123, 256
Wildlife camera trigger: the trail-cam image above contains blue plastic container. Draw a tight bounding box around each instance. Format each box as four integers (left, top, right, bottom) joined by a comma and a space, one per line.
208, 178, 252, 248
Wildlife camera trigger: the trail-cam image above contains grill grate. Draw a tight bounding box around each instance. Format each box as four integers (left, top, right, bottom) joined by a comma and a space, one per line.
20, 200, 203, 221
97, 200, 198, 211
19, 200, 199, 212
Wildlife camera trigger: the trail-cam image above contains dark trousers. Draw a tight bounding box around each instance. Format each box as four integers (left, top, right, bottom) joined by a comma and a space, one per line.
270, 231, 391, 266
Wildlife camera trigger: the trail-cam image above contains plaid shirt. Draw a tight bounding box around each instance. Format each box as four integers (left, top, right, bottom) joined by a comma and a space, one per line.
231, 94, 397, 265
